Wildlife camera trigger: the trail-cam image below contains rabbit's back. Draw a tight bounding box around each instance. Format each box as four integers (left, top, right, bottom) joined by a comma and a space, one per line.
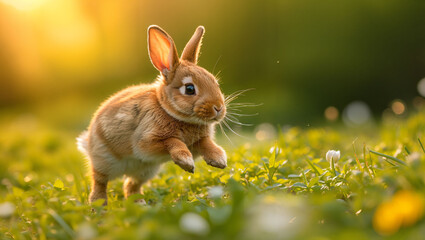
88, 84, 157, 159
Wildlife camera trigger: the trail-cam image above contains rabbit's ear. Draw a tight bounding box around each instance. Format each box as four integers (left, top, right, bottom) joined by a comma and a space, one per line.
181, 26, 205, 64
148, 25, 179, 76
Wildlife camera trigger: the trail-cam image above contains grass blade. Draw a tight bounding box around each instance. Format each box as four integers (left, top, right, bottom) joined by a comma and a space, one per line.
404, 146, 411, 155
368, 151, 377, 176
48, 209, 75, 238
364, 144, 374, 178
352, 143, 363, 172
384, 159, 396, 167
369, 150, 407, 166
305, 158, 321, 175
419, 138, 425, 154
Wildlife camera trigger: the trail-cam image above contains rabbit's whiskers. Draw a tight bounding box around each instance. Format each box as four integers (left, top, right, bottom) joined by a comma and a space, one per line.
218, 89, 260, 143
222, 119, 247, 139
227, 112, 258, 117
224, 116, 252, 126
212, 55, 222, 76
218, 122, 233, 145
224, 89, 254, 105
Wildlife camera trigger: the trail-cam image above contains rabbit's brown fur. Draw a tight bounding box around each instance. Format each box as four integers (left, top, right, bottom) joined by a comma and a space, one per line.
77, 25, 227, 205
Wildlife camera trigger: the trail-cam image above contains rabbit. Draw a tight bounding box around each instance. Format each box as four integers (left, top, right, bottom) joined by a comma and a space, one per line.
76, 25, 227, 205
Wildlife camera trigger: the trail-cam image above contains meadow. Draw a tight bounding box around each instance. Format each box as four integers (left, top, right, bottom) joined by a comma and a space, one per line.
1, 0, 425, 239
1, 111, 425, 240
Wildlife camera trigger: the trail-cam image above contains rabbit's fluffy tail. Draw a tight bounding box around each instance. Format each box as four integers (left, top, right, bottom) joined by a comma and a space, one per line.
76, 131, 89, 156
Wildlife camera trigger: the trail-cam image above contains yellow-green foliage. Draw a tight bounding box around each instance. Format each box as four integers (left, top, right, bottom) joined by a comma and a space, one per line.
1, 113, 425, 239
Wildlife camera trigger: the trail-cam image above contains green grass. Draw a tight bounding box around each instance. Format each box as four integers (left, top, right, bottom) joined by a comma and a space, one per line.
1, 113, 425, 239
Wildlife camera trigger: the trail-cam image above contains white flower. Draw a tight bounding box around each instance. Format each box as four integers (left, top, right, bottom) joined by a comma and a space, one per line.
269, 146, 282, 154
0, 202, 15, 218
326, 150, 340, 162
179, 212, 210, 236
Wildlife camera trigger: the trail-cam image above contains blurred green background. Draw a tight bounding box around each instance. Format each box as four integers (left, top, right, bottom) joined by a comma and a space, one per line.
1, 0, 425, 130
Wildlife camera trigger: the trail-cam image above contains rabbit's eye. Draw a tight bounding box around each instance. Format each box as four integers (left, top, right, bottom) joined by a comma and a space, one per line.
185, 84, 196, 95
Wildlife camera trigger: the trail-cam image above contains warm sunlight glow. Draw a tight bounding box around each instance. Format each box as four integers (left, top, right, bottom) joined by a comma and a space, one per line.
1, 0, 48, 11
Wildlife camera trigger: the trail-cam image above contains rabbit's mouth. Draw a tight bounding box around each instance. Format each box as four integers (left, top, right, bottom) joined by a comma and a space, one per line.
212, 109, 226, 122
194, 105, 226, 123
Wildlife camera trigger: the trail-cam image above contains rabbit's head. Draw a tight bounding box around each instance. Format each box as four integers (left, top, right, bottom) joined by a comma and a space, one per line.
148, 25, 226, 125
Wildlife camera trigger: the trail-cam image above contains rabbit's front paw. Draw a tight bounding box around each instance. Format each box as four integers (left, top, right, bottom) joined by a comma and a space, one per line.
204, 147, 227, 169
172, 150, 195, 173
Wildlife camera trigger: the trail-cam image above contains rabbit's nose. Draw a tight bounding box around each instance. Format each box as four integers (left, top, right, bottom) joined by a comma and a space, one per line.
214, 105, 223, 115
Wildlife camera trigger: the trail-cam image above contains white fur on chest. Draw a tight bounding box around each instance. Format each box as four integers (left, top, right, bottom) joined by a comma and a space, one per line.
112, 155, 167, 179
103, 150, 170, 179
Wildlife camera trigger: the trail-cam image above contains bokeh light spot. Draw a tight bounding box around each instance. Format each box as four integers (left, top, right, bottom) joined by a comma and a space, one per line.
23, 175, 32, 182
417, 78, 425, 97
255, 123, 277, 141
373, 190, 424, 236
391, 100, 405, 115
343, 101, 371, 125
324, 106, 339, 121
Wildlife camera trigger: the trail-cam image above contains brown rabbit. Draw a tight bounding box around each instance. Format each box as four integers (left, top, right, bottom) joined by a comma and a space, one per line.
77, 25, 227, 204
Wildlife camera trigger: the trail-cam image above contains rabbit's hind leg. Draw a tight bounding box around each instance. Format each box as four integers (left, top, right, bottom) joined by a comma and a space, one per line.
123, 177, 143, 199
89, 169, 109, 205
